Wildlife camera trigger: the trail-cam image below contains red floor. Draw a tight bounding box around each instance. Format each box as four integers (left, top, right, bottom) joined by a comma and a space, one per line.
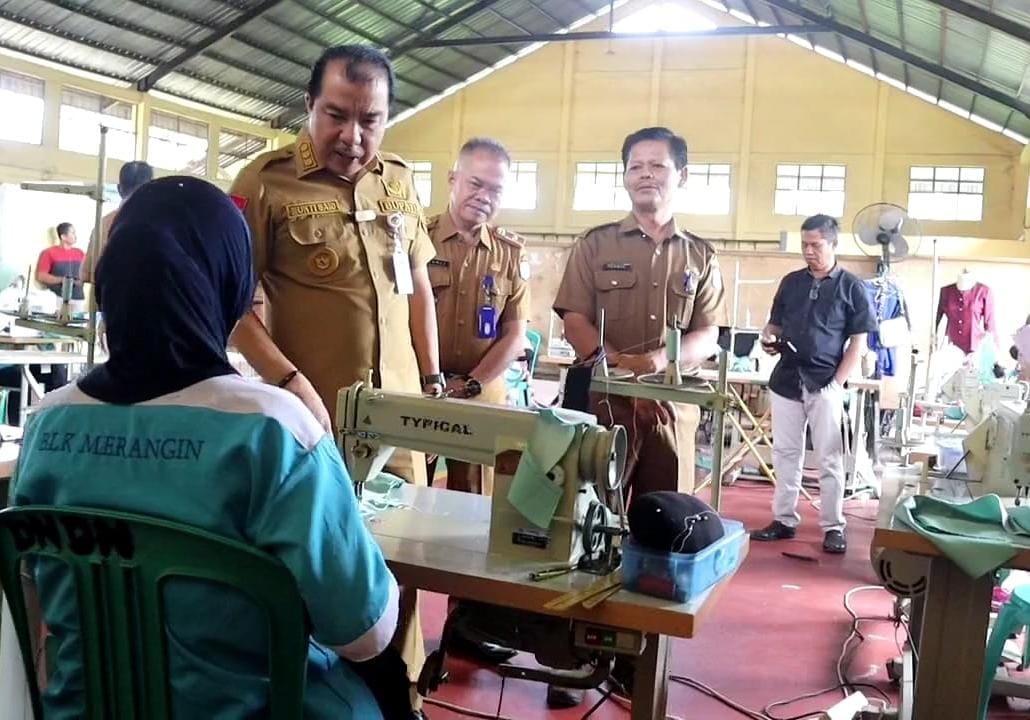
417, 479, 1025, 719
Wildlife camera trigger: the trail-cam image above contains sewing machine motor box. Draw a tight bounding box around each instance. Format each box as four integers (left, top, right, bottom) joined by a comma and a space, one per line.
336, 380, 628, 569
964, 400, 1030, 500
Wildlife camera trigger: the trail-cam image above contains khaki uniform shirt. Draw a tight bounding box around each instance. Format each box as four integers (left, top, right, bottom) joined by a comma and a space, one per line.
80, 210, 117, 283
553, 215, 726, 354
229, 130, 435, 423
427, 210, 531, 377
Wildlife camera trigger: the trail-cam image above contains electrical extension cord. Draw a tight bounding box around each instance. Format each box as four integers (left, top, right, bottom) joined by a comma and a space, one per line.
858, 708, 899, 720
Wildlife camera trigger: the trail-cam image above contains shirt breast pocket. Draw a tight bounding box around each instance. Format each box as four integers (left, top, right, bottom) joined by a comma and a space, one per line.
285, 214, 349, 281
668, 281, 696, 330
491, 278, 512, 314
593, 270, 637, 322
428, 264, 451, 298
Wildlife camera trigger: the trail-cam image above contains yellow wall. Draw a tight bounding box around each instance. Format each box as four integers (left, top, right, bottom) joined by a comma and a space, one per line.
0, 50, 290, 278
385, 0, 1030, 258
0, 51, 287, 186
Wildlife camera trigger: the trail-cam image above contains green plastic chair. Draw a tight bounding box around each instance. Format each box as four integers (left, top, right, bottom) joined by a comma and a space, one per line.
506, 329, 542, 407
0, 506, 308, 720
978, 584, 1030, 719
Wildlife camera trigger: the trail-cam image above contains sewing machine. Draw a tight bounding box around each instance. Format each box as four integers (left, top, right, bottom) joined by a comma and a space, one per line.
940, 366, 1028, 425
337, 379, 628, 569
337, 380, 642, 695
963, 399, 1030, 501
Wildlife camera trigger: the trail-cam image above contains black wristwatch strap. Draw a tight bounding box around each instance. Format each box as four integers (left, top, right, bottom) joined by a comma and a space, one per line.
420, 373, 445, 386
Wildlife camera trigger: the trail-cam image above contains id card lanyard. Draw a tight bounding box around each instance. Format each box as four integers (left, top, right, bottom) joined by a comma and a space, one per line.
386, 212, 414, 295
477, 274, 498, 339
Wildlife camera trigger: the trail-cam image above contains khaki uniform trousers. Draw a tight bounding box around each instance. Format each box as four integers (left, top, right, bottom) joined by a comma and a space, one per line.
589, 394, 700, 502
382, 454, 427, 707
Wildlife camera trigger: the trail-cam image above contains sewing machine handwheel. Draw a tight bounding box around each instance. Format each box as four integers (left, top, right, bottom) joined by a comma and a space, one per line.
581, 501, 606, 555
417, 650, 449, 696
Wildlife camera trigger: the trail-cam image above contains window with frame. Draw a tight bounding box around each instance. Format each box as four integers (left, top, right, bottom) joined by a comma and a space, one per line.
148, 111, 209, 175
0, 70, 45, 145
675, 163, 731, 215
907, 166, 984, 221
774, 164, 846, 217
501, 161, 538, 210
573, 162, 630, 211
411, 162, 432, 206
59, 88, 136, 161
216, 130, 269, 182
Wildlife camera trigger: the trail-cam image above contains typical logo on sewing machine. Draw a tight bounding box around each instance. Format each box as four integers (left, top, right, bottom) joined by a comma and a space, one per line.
400, 415, 473, 435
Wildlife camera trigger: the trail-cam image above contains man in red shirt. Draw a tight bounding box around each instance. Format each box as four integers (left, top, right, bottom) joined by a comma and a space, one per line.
36, 222, 85, 300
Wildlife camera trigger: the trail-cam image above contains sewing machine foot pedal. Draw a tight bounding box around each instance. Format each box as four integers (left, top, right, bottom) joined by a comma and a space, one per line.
498, 656, 613, 689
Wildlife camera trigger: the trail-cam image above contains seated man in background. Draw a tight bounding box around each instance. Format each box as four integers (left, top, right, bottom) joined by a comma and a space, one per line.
36, 222, 84, 300
32, 223, 85, 395
13, 177, 401, 719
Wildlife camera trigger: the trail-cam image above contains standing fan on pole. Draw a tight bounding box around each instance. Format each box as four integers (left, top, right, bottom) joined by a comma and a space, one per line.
851, 204, 921, 467
852, 202, 921, 270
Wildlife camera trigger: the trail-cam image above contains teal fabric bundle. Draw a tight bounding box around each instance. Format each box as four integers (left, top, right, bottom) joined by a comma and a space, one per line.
894, 493, 1030, 577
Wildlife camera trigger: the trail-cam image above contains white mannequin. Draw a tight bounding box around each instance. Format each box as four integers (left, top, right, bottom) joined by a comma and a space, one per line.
956, 268, 975, 291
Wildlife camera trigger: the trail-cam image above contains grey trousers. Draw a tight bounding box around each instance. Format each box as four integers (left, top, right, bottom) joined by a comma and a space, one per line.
770, 382, 846, 532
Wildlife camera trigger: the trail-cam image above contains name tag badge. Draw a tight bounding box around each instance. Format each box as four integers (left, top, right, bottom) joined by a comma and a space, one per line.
385, 212, 413, 295
354, 209, 376, 223
603, 262, 633, 272
477, 305, 498, 339
393, 249, 414, 295
684, 270, 697, 294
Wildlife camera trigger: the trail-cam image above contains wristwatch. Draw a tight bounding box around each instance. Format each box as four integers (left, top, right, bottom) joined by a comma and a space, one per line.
464, 377, 482, 398
420, 373, 445, 387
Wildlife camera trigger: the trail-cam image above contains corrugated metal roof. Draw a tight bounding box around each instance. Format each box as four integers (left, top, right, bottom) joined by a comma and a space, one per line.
0, 0, 1025, 138
0, 0, 620, 122
720, 0, 1030, 139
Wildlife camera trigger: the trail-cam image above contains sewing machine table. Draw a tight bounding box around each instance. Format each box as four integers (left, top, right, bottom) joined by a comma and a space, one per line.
369, 484, 748, 720
873, 471, 1030, 720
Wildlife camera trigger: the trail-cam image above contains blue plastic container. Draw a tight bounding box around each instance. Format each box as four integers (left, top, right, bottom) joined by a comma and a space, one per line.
622, 519, 746, 602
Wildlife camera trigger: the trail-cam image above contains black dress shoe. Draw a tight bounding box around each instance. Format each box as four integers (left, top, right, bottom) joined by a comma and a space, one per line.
750, 521, 796, 541
823, 530, 846, 554
448, 628, 517, 665
546, 685, 585, 708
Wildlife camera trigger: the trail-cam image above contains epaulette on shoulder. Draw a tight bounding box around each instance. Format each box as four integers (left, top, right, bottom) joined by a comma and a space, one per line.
492, 225, 525, 248
255, 144, 292, 171
425, 213, 442, 233
578, 221, 620, 245
684, 231, 716, 255
380, 151, 412, 168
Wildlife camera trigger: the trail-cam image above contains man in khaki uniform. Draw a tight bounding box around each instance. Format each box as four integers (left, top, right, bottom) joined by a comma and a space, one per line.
81, 161, 154, 283
427, 138, 530, 495
554, 126, 725, 502
229, 45, 441, 720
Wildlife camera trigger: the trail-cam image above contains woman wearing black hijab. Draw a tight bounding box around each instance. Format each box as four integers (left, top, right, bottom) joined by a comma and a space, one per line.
14, 177, 399, 719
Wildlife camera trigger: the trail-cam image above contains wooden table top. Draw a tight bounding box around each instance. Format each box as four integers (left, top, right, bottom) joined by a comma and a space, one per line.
370, 484, 747, 638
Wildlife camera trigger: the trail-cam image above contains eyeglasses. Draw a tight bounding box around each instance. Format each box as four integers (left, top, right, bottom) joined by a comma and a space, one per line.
809, 280, 821, 300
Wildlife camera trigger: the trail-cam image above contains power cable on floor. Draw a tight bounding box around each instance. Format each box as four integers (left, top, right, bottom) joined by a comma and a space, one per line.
667, 585, 901, 720
425, 583, 912, 720
422, 697, 515, 720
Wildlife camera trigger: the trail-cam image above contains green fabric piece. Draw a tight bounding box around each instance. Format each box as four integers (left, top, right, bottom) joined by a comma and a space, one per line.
508, 408, 588, 528
358, 472, 408, 519
894, 494, 1030, 578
